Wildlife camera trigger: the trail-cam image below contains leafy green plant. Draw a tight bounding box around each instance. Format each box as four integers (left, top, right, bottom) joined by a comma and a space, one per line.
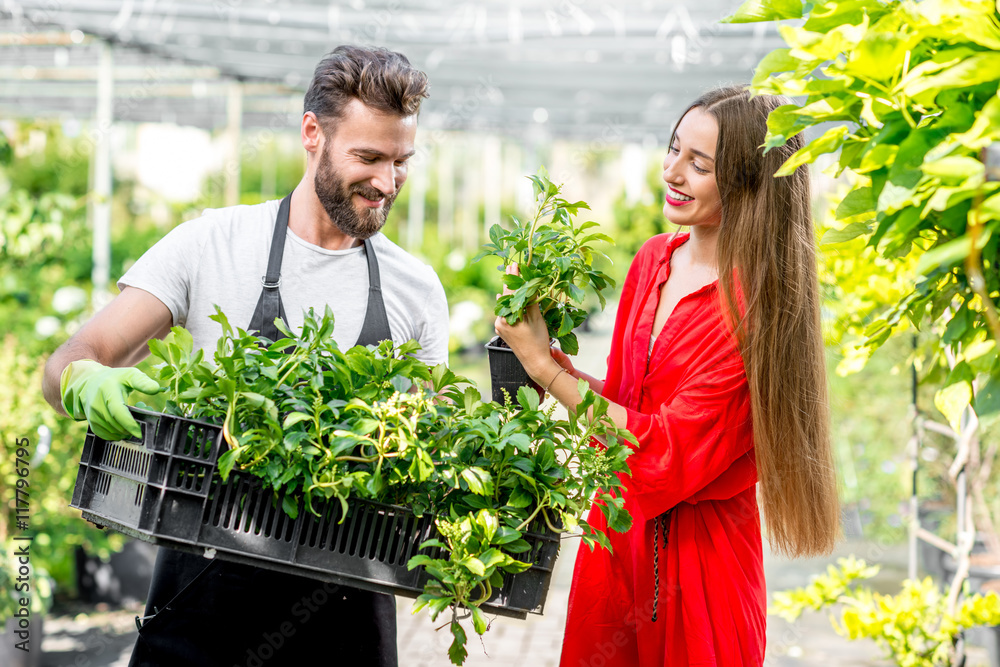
725, 0, 999, 413
407, 381, 633, 663
726, 0, 1000, 635
474, 168, 616, 355
0, 547, 53, 627
772, 556, 1000, 666
0, 551, 17, 624
147, 306, 634, 664
0, 338, 123, 601
149, 308, 438, 518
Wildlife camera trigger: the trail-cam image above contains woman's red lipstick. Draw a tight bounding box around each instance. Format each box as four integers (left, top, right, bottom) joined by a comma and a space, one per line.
665, 188, 695, 207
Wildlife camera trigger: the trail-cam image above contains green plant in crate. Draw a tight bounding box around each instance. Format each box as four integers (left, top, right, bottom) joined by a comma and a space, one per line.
148, 306, 635, 664
409, 383, 633, 663
474, 167, 616, 355
148, 307, 439, 518
772, 556, 1000, 666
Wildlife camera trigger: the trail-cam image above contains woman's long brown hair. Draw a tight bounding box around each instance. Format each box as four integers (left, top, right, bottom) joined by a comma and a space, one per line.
673, 85, 840, 556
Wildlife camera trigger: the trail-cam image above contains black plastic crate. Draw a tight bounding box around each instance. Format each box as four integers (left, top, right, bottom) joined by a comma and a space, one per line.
70, 407, 559, 619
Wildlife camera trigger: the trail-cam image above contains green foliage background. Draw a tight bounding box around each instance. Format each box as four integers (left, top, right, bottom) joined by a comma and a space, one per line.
727, 0, 1000, 422
726, 0, 1000, 547
10, 23, 998, 601
771, 556, 1000, 666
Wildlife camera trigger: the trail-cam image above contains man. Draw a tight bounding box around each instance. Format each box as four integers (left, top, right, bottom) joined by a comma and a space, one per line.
43, 45, 448, 666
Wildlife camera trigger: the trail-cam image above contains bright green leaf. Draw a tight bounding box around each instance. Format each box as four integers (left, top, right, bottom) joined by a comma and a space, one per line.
821, 222, 872, 245
922, 156, 985, 181
471, 606, 488, 635
934, 380, 973, 432
775, 126, 849, 176
835, 187, 876, 220
722, 0, 805, 23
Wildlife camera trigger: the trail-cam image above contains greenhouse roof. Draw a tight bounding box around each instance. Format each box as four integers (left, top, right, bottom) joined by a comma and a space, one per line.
1, 0, 786, 142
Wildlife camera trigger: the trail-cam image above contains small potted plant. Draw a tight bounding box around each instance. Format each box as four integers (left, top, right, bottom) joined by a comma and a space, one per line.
475, 168, 616, 403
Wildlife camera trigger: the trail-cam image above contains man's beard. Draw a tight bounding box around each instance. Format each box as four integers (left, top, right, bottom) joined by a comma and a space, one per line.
314, 147, 398, 241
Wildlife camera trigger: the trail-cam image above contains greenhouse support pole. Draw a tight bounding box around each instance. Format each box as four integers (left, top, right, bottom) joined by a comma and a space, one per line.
91, 39, 114, 310
956, 440, 969, 564
460, 138, 480, 255
949, 403, 978, 667
437, 140, 455, 244
955, 399, 977, 569
483, 135, 502, 238
405, 157, 426, 251
225, 81, 243, 208
622, 143, 645, 207
955, 459, 969, 667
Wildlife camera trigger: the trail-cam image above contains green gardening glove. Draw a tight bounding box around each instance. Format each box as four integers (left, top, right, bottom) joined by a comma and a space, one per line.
60, 360, 163, 441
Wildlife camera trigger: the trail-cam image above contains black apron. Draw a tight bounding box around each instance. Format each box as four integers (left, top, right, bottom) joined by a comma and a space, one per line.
129, 193, 397, 667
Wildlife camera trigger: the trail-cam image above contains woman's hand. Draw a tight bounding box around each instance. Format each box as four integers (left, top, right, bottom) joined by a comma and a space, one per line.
549, 346, 578, 378
494, 263, 560, 382
493, 267, 624, 429
494, 302, 554, 381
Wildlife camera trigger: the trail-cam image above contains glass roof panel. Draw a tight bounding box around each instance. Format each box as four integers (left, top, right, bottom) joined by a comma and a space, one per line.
1, 0, 787, 141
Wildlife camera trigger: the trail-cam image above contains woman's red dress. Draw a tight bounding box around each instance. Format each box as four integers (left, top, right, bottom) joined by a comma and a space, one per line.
559, 233, 765, 667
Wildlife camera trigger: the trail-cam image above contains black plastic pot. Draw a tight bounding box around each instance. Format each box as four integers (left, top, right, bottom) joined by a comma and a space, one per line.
485, 336, 541, 404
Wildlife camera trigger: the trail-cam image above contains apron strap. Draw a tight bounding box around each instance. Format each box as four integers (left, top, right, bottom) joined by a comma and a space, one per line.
354, 237, 393, 347
249, 193, 291, 342
249, 193, 392, 347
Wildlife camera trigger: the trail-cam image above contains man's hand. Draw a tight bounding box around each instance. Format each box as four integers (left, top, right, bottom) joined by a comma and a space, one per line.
60, 360, 163, 441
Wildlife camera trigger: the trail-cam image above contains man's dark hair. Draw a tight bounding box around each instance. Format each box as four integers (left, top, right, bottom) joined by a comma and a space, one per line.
303, 45, 429, 132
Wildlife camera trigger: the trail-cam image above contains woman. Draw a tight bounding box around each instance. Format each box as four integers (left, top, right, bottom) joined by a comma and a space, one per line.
495, 85, 840, 666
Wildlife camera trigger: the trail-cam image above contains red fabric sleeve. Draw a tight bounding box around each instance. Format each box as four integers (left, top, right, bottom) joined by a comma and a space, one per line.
623, 358, 755, 519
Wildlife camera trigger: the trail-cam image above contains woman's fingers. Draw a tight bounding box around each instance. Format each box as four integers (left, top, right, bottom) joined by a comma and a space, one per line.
550, 346, 576, 374
550, 346, 570, 365
495, 309, 544, 349
499, 263, 521, 297
501, 263, 519, 297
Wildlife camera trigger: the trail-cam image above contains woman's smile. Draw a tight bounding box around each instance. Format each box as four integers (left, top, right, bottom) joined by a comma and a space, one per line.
665, 185, 695, 205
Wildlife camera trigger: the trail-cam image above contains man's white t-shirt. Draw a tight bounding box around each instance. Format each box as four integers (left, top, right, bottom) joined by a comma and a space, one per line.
119, 199, 449, 366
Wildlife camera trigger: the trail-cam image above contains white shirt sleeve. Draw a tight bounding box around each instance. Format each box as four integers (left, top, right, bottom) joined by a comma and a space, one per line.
117, 219, 206, 327
414, 275, 450, 367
